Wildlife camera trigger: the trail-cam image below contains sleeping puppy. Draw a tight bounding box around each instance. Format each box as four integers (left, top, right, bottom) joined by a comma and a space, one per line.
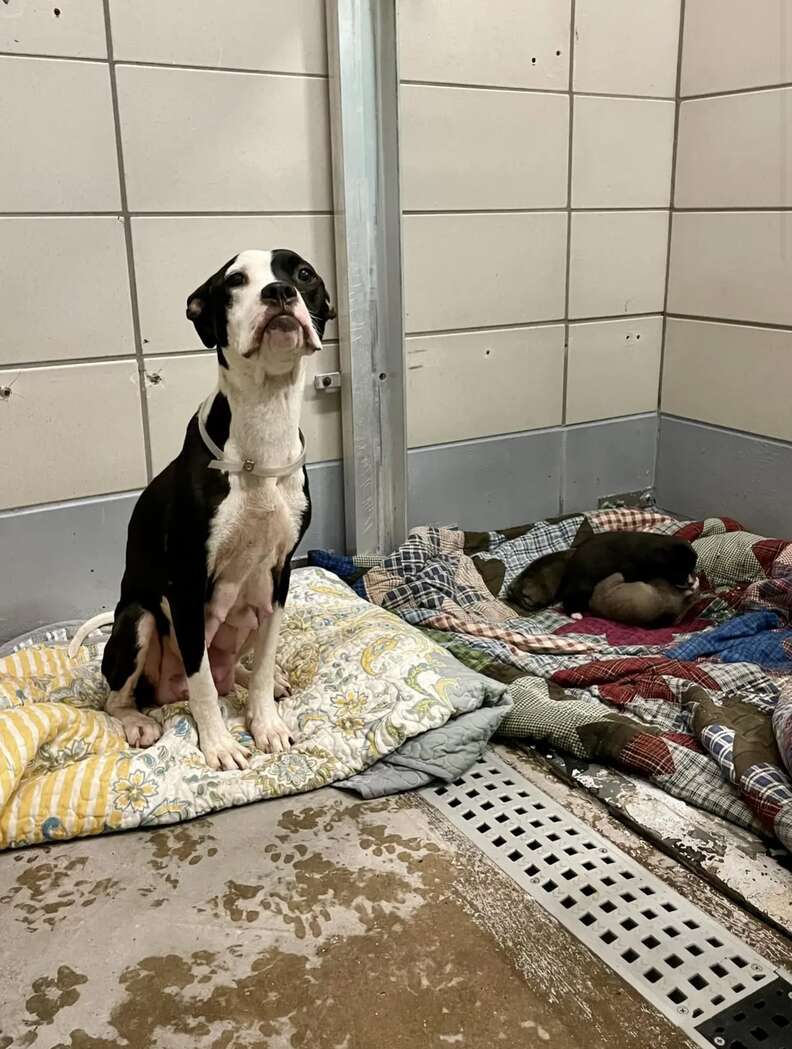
558, 531, 698, 615
588, 572, 698, 627
508, 550, 573, 611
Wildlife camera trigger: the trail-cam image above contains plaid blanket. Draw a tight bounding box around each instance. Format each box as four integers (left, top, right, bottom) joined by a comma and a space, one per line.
310, 510, 792, 851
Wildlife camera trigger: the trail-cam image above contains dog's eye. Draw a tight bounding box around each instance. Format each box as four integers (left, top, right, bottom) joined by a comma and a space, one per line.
297, 266, 314, 283
225, 271, 247, 288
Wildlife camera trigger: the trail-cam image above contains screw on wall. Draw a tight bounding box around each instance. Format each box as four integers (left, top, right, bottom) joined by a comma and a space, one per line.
0, 374, 21, 401
146, 371, 163, 386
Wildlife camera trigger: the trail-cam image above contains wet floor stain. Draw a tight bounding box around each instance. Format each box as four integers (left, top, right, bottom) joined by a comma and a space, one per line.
1, 793, 706, 1049
48, 885, 562, 1048
0, 855, 122, 931
25, 966, 88, 1025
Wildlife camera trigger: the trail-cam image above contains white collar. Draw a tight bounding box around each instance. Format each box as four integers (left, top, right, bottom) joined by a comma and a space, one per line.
197, 394, 306, 479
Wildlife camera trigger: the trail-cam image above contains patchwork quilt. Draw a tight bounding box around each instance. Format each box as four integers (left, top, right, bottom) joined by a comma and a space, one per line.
309, 510, 792, 852
0, 568, 509, 850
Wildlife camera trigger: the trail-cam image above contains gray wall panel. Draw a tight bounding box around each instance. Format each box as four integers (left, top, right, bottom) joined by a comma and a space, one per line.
656, 415, 792, 539
408, 430, 562, 532
563, 415, 657, 514
0, 462, 345, 643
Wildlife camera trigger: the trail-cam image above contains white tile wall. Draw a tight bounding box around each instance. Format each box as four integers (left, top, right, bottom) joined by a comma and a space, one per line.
571, 97, 675, 208
681, 0, 792, 96
0, 217, 134, 365
675, 89, 792, 208
663, 319, 792, 442
569, 211, 669, 319
403, 213, 568, 333
0, 56, 120, 212
0, 0, 107, 58
116, 66, 332, 213
0, 361, 146, 509
131, 215, 337, 354
400, 0, 682, 467
665, 3, 792, 443
407, 326, 564, 448
668, 212, 792, 326
398, 0, 571, 91
0, 8, 340, 514
401, 85, 569, 211
145, 347, 342, 475
108, 0, 327, 74
566, 317, 662, 424
573, 0, 681, 97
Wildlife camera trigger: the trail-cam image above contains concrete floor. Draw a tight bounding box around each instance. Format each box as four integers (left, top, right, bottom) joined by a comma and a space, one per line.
2, 745, 791, 1049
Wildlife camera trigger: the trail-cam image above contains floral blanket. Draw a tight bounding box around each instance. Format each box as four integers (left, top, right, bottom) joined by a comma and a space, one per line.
309, 511, 792, 852
0, 568, 508, 850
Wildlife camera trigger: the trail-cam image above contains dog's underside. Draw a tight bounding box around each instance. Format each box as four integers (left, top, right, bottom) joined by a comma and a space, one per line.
75, 248, 334, 771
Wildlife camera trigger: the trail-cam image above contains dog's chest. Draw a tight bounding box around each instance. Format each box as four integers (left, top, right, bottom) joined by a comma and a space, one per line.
206, 473, 306, 583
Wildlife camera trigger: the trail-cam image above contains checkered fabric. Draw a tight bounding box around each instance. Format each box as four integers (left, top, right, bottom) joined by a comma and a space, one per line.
308, 511, 792, 850
475, 515, 584, 596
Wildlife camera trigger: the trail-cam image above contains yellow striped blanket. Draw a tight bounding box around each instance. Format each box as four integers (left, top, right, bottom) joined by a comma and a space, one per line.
0, 568, 506, 849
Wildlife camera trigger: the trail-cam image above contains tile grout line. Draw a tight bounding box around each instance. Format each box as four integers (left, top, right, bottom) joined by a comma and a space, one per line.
558, 0, 577, 516
666, 312, 792, 332
4, 207, 792, 219
0, 50, 329, 79
660, 412, 792, 448
656, 0, 687, 493
5, 48, 788, 101
101, 0, 154, 481
401, 77, 674, 102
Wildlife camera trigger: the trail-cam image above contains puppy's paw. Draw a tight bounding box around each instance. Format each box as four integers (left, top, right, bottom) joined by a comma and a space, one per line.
119, 711, 161, 748
570, 612, 583, 621
248, 708, 293, 755
200, 729, 251, 772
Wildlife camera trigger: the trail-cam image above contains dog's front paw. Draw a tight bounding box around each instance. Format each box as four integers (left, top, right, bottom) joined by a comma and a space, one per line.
200, 729, 251, 772
118, 711, 161, 748
248, 708, 293, 755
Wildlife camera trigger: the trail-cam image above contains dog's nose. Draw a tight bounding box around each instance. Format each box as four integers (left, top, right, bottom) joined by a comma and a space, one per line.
261, 282, 297, 307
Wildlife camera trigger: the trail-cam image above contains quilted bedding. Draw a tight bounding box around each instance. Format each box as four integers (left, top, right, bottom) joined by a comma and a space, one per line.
309, 510, 792, 852
0, 568, 509, 850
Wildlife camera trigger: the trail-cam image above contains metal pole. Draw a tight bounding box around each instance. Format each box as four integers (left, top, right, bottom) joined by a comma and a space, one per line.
325, 0, 407, 555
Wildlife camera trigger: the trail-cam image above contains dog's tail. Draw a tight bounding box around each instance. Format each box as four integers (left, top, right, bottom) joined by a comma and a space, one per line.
67, 611, 114, 660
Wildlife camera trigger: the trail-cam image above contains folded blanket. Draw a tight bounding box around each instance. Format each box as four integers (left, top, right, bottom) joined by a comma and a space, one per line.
310, 511, 792, 851
0, 568, 510, 849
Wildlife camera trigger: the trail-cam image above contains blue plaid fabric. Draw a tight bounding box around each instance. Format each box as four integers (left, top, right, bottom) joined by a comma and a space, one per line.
667, 611, 792, 668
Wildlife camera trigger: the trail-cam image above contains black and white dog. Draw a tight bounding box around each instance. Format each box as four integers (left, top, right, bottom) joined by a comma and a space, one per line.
70, 249, 334, 771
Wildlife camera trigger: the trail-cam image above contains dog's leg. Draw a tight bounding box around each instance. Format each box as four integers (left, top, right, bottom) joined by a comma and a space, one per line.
170, 586, 250, 772
101, 606, 161, 748
245, 560, 296, 753
246, 606, 292, 754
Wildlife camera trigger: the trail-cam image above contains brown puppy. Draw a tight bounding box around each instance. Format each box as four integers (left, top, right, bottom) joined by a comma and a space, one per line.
558, 531, 698, 615
587, 572, 698, 627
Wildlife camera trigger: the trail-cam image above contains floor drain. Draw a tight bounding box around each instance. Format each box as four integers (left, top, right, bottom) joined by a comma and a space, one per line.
424, 751, 792, 1048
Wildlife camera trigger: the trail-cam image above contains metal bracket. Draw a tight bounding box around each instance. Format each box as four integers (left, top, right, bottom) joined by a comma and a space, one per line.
325, 0, 407, 556
313, 371, 342, 393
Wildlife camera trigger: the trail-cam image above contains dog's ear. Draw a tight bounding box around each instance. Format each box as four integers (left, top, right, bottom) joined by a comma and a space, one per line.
186, 280, 218, 349
186, 258, 236, 364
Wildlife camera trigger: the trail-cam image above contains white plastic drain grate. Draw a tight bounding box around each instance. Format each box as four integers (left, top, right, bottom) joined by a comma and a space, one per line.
423, 751, 792, 1048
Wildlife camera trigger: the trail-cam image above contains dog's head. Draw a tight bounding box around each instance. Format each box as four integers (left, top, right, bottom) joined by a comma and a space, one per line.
186, 249, 335, 373
649, 539, 699, 590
